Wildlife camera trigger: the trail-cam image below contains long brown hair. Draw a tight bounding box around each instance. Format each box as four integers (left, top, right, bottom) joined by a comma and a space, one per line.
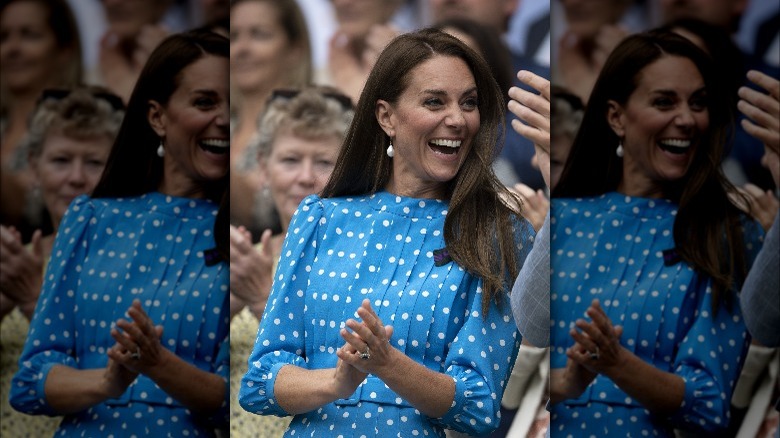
92, 30, 229, 257
554, 31, 748, 313
321, 28, 529, 314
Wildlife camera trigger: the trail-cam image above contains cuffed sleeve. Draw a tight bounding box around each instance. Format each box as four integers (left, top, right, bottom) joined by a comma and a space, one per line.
667, 219, 763, 432
429, 285, 522, 435
239, 195, 323, 417
10, 196, 92, 416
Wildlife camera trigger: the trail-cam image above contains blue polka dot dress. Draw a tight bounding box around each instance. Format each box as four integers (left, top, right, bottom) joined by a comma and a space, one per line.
239, 192, 534, 437
10, 193, 230, 436
550, 193, 764, 437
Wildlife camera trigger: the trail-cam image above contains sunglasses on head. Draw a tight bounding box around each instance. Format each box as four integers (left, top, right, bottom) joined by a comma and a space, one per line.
39, 88, 126, 111
271, 88, 354, 111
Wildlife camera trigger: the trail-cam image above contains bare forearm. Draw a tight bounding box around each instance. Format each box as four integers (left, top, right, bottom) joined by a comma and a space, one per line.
375, 349, 455, 418
605, 349, 685, 414
145, 349, 226, 415
274, 365, 343, 414
44, 366, 114, 414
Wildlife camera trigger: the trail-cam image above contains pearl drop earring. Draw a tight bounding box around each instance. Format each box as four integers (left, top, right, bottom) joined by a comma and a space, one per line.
386, 141, 394, 158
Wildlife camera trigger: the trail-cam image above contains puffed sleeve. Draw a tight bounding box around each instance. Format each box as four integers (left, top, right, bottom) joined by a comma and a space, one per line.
429, 218, 534, 435
10, 195, 93, 416
667, 219, 764, 432
238, 195, 323, 417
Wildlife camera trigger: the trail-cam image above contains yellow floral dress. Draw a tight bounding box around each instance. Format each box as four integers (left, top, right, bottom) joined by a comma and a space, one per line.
230, 245, 291, 437
1, 308, 62, 437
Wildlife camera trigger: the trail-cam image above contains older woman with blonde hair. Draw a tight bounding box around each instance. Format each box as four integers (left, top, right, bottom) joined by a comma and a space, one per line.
1, 85, 124, 437
230, 85, 354, 436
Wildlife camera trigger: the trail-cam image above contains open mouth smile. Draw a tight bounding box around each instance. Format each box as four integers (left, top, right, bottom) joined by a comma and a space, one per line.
428, 138, 462, 155
657, 138, 691, 155
199, 139, 229, 155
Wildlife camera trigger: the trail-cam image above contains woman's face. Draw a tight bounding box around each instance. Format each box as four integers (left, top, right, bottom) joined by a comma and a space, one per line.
262, 128, 341, 228
0, 1, 64, 93
331, 0, 399, 40
102, 0, 169, 40
229, 1, 297, 93
561, 0, 626, 39
32, 132, 112, 228
609, 55, 709, 195
378, 55, 480, 199
151, 55, 230, 195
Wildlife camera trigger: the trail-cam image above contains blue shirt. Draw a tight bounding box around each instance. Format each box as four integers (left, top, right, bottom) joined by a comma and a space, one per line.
10, 193, 229, 436
550, 193, 763, 436
239, 192, 534, 436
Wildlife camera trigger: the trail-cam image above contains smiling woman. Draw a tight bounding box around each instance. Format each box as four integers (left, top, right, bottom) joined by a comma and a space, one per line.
10, 30, 230, 437
549, 31, 764, 436
239, 28, 535, 437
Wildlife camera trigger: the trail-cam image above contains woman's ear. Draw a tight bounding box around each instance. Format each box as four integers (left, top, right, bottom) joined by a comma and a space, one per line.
606, 100, 625, 138
147, 100, 166, 137
375, 99, 395, 138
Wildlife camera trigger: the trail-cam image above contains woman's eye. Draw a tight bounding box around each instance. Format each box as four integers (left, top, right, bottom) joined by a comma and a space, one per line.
194, 98, 215, 108
424, 98, 443, 107
462, 97, 478, 110
653, 98, 674, 109
690, 97, 708, 111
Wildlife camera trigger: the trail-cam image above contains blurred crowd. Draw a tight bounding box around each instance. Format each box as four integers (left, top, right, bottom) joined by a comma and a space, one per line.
1, 0, 778, 437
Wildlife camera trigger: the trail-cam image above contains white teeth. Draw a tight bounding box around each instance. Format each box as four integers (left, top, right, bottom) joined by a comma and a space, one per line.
429, 139, 461, 148
659, 139, 690, 148
201, 139, 229, 148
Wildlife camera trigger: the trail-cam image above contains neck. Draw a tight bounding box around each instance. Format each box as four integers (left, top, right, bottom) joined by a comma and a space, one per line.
385, 178, 447, 200
617, 178, 664, 199
158, 173, 209, 200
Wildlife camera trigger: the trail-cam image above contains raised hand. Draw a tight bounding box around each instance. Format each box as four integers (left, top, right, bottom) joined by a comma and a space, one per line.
510, 183, 549, 232
509, 71, 551, 190
109, 299, 165, 374
230, 225, 274, 318
104, 341, 140, 398
337, 299, 395, 374
0, 226, 44, 318
332, 341, 369, 399
739, 70, 780, 155
568, 299, 626, 375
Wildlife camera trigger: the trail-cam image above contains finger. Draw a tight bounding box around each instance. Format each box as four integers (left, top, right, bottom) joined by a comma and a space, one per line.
747, 70, 780, 101
574, 319, 607, 346
31, 230, 43, 258
569, 327, 598, 353
128, 300, 155, 335
511, 119, 550, 151
740, 118, 779, 149
259, 229, 273, 257
737, 96, 780, 129
111, 326, 138, 352
512, 183, 536, 199
516, 70, 551, 101
614, 325, 624, 339
116, 319, 149, 347
340, 323, 370, 351
358, 300, 384, 338
508, 87, 551, 119
742, 183, 766, 198
586, 300, 614, 334
0, 227, 22, 254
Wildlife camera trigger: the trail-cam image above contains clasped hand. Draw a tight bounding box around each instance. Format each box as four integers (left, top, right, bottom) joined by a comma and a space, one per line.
105, 299, 165, 394
332, 299, 395, 399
